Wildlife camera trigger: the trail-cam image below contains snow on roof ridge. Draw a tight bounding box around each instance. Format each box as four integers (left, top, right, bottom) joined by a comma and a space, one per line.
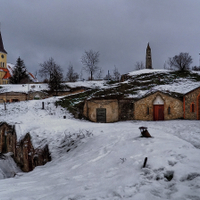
128, 69, 170, 76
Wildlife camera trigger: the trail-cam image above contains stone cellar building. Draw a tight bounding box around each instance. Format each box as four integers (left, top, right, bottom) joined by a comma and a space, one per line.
83, 87, 200, 122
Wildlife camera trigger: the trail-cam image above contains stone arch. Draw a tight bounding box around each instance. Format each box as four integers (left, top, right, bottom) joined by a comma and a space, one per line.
153, 95, 164, 105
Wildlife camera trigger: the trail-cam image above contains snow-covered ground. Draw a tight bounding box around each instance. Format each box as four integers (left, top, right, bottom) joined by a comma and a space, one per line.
128, 69, 170, 76
0, 97, 200, 199
0, 80, 108, 94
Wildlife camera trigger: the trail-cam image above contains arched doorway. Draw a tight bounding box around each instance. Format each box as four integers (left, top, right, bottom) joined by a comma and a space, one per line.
153, 95, 164, 121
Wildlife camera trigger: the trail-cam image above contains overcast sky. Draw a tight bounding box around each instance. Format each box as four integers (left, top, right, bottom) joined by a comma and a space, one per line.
1, 0, 200, 80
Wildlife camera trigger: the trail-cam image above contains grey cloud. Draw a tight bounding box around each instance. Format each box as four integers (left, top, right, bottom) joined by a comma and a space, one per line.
1, 0, 200, 80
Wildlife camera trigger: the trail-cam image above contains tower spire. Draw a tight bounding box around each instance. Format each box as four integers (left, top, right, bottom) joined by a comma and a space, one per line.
0, 27, 7, 54
145, 43, 152, 69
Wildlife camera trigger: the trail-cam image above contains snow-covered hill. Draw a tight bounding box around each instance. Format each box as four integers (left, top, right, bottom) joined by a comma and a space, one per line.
0, 97, 200, 199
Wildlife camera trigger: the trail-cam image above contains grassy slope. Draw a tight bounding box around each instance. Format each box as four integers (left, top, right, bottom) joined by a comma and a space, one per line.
57, 70, 200, 117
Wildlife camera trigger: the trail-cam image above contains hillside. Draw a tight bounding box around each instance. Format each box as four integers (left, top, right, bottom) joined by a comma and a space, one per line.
0, 97, 200, 199
58, 69, 200, 117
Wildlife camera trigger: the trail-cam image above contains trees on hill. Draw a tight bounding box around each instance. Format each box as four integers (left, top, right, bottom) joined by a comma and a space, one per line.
135, 61, 144, 70
81, 50, 100, 80
66, 63, 79, 82
9, 57, 29, 84
39, 58, 63, 94
113, 66, 120, 81
39, 57, 63, 81
168, 52, 193, 71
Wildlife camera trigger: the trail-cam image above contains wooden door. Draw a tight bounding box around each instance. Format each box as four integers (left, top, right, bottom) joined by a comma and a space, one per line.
153, 105, 164, 121
96, 108, 106, 123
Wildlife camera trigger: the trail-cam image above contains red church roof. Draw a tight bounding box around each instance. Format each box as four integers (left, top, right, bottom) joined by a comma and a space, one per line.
0, 68, 11, 79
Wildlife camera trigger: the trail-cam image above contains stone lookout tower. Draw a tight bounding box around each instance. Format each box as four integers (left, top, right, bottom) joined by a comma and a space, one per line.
145, 43, 152, 69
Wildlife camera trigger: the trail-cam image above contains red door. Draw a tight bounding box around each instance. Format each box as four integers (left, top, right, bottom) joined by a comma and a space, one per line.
154, 105, 164, 121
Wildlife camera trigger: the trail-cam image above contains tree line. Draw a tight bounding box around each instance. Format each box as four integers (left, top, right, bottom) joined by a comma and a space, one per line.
135, 52, 200, 72
9, 49, 121, 94
9, 51, 199, 94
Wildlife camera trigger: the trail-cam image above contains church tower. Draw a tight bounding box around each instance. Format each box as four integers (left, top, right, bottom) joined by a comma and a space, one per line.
0, 29, 7, 69
0, 27, 10, 84
145, 43, 152, 69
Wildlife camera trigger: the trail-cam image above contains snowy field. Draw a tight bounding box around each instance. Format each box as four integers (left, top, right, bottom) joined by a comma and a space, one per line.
0, 97, 200, 200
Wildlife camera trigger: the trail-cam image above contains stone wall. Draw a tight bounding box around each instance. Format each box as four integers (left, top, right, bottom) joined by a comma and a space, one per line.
0, 92, 27, 103
0, 123, 16, 155
28, 91, 48, 100
134, 92, 183, 120
184, 87, 200, 120
118, 99, 134, 121
0, 122, 51, 172
83, 99, 119, 122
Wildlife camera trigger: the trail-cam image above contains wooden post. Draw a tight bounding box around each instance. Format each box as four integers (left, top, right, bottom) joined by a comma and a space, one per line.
142, 157, 148, 168
42, 102, 44, 109
3, 100, 6, 110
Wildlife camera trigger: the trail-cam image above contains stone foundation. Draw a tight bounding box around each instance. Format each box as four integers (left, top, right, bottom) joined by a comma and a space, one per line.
184, 87, 200, 120
0, 122, 51, 172
134, 92, 183, 120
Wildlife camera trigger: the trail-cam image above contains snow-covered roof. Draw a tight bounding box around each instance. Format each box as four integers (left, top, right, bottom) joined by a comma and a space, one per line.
127, 69, 170, 76
7, 63, 38, 82
0, 83, 48, 94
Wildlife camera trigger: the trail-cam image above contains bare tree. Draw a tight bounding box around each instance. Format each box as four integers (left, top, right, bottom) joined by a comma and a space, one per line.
39, 58, 63, 94
113, 66, 120, 81
167, 52, 193, 71
49, 66, 63, 95
135, 61, 144, 70
96, 67, 103, 79
79, 68, 84, 80
81, 50, 100, 80
192, 66, 200, 71
39, 57, 63, 81
66, 63, 79, 82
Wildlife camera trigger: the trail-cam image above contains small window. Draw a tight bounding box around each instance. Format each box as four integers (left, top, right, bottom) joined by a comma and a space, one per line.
147, 107, 149, 115
168, 106, 171, 114
191, 103, 195, 112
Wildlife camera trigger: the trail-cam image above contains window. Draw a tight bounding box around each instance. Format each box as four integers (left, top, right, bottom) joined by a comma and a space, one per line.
147, 107, 149, 115
191, 103, 195, 112
168, 106, 171, 114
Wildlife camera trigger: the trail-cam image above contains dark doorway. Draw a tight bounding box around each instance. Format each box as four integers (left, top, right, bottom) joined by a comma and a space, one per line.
96, 108, 106, 123
153, 105, 164, 121
12, 99, 19, 102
